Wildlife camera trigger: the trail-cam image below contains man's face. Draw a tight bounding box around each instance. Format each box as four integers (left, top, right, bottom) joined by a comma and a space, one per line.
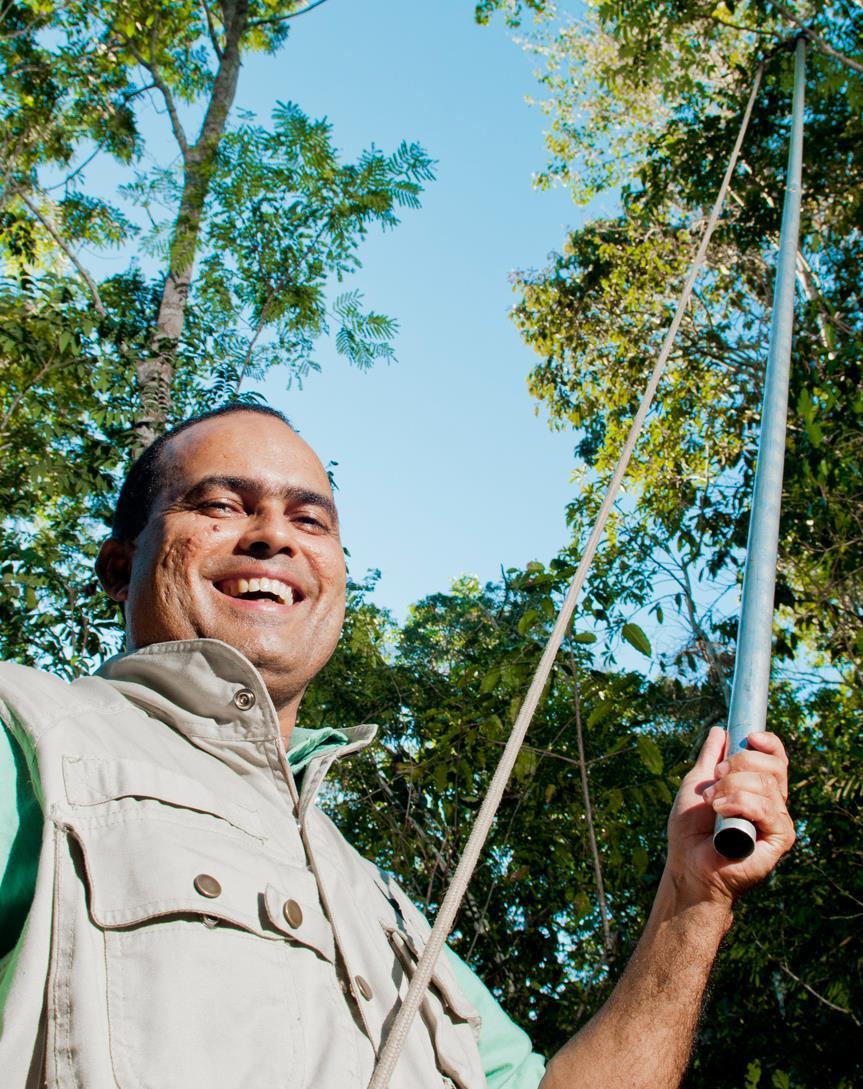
100, 413, 346, 720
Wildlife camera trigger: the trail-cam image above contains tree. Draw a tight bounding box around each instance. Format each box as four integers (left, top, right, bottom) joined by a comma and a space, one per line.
512, 1, 863, 679
0, 0, 433, 670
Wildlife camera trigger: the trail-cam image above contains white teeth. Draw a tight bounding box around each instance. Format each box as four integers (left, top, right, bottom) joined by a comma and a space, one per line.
219, 578, 294, 605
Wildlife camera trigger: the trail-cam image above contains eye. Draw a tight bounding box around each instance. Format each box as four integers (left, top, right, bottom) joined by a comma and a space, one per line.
294, 512, 328, 530
198, 499, 241, 515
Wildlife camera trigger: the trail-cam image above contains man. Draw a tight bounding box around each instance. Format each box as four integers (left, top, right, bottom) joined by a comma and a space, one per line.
0, 403, 795, 1089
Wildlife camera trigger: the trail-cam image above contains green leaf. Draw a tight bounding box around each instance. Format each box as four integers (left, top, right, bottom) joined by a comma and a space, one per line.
571, 631, 597, 644
606, 787, 623, 813
517, 608, 540, 635
744, 1061, 762, 1089
479, 667, 500, 694
622, 622, 651, 656
636, 734, 663, 775
587, 699, 614, 727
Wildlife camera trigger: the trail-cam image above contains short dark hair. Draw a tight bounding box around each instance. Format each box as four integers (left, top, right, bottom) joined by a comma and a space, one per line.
111, 403, 295, 542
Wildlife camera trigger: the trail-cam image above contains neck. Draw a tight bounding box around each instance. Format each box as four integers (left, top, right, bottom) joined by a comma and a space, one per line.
267, 685, 304, 746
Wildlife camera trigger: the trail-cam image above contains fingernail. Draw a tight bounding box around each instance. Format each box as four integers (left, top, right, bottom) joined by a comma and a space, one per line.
716, 761, 729, 776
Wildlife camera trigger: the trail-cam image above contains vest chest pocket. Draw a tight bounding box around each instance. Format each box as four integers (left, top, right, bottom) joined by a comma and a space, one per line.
63, 772, 334, 1089
375, 897, 485, 1089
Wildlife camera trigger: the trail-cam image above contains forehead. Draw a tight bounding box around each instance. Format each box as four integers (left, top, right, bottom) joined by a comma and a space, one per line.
162, 413, 332, 496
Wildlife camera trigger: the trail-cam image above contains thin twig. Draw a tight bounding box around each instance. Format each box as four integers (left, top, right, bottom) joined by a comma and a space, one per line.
568, 657, 613, 962
201, 0, 224, 58
0, 356, 63, 442
480, 732, 634, 770
127, 43, 190, 159
17, 192, 105, 315
776, 960, 862, 1025
247, 0, 332, 27
42, 81, 159, 194
679, 559, 731, 708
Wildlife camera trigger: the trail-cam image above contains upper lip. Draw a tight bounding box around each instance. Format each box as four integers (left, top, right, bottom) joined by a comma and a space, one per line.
210, 570, 306, 602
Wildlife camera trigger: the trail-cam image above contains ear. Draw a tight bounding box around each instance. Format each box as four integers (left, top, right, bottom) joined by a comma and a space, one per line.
96, 538, 134, 602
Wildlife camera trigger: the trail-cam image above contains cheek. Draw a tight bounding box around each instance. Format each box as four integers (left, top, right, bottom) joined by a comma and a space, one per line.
319, 541, 347, 587
147, 537, 209, 601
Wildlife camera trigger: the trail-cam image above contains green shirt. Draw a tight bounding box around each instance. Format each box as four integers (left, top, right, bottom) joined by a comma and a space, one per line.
0, 723, 545, 1089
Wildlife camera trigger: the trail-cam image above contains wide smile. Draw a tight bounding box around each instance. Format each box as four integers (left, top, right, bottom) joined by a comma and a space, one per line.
212, 576, 305, 611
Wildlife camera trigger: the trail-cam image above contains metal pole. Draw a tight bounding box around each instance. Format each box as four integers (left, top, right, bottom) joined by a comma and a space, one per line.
714, 38, 806, 860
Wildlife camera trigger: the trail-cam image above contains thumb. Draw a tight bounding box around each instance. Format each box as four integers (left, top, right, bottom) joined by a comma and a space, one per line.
692, 725, 727, 777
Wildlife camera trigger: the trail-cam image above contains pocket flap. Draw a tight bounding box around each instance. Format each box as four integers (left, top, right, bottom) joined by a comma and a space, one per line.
386, 926, 481, 1027
72, 816, 276, 935
63, 755, 265, 839
263, 883, 335, 963
385, 925, 484, 1088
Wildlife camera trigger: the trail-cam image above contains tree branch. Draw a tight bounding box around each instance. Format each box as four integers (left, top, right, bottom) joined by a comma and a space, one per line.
766, 1, 863, 75
776, 959, 862, 1025
126, 42, 190, 160
17, 191, 106, 315
247, 0, 332, 28
0, 356, 69, 444
709, 13, 774, 36
794, 250, 835, 352
43, 83, 158, 193
201, 0, 224, 59
679, 559, 732, 708
568, 657, 614, 963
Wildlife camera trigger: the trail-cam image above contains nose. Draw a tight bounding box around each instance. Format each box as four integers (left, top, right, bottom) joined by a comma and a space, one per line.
236, 506, 296, 559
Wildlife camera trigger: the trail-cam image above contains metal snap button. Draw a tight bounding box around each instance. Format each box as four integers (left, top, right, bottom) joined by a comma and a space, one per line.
355, 974, 373, 1001
193, 873, 222, 899
233, 688, 256, 711
283, 898, 303, 929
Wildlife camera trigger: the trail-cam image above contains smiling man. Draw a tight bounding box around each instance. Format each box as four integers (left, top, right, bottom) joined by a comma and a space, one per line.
0, 403, 795, 1089
97, 407, 348, 728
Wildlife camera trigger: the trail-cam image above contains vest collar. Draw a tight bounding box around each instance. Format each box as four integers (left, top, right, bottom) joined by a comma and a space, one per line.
95, 639, 376, 758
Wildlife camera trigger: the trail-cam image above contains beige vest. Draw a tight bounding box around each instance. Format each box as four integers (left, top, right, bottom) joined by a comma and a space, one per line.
0, 639, 486, 1089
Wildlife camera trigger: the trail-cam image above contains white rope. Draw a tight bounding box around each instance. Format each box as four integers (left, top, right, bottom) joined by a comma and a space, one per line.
367, 60, 765, 1089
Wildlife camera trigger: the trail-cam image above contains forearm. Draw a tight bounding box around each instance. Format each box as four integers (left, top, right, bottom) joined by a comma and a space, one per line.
540, 871, 732, 1089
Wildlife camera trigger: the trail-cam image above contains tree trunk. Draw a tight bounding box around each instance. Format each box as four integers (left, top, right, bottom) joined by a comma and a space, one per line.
134, 0, 249, 450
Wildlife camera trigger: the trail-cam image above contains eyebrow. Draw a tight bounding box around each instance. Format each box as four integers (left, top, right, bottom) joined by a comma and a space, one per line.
180, 475, 338, 524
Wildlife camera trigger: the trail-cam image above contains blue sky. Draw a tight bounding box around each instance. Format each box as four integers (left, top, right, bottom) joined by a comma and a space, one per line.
229, 1, 593, 619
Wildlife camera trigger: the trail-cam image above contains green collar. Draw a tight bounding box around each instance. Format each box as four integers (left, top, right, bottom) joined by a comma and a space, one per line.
287, 726, 349, 775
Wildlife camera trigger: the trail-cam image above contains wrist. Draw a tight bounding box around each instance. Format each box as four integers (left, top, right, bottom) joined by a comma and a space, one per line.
654, 865, 735, 937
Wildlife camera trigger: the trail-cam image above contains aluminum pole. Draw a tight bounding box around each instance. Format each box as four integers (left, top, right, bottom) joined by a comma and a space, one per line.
714, 37, 806, 860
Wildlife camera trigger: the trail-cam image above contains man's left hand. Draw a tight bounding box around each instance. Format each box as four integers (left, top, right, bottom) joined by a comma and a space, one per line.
665, 726, 796, 909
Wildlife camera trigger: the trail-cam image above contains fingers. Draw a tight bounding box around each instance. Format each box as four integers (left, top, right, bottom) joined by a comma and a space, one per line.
715, 731, 789, 801
702, 741, 796, 855
703, 770, 783, 815
745, 730, 789, 760
691, 725, 727, 776
707, 784, 795, 854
